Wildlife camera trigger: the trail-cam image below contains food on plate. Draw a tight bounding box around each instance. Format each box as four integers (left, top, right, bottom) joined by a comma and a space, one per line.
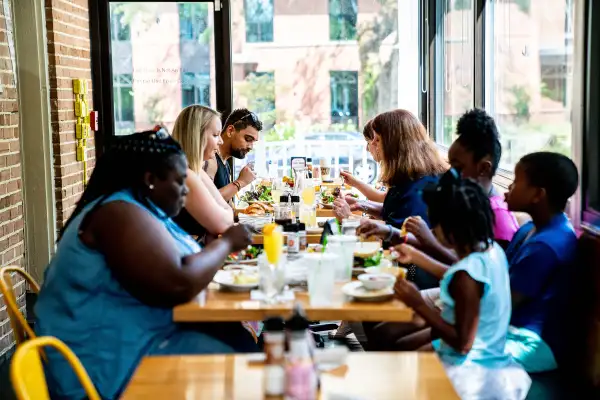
366, 265, 407, 279
348, 192, 359, 199
232, 270, 259, 285
332, 187, 342, 198
242, 202, 274, 216
240, 184, 273, 203
321, 187, 342, 205
306, 244, 324, 253
227, 245, 262, 262
353, 242, 383, 269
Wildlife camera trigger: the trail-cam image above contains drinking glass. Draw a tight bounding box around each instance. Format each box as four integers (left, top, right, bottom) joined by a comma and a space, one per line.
299, 204, 317, 228
306, 253, 337, 306
325, 235, 357, 282
258, 253, 287, 304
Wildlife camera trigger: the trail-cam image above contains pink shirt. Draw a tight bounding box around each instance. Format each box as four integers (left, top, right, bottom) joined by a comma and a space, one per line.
489, 195, 519, 242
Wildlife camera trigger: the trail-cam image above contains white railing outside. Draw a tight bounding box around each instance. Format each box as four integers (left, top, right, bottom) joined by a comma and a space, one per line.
234, 139, 375, 182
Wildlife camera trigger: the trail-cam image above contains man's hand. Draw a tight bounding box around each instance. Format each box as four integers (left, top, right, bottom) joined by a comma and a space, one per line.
237, 164, 257, 187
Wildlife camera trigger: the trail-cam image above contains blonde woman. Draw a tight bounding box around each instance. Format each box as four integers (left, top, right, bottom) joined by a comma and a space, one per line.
172, 105, 234, 238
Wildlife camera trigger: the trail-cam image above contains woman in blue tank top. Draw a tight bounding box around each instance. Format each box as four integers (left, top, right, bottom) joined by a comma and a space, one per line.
34, 129, 255, 399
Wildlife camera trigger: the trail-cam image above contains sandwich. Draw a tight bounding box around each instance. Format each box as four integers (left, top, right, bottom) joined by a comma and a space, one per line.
353, 242, 383, 268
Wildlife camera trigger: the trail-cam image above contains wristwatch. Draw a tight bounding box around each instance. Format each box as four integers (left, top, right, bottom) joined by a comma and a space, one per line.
384, 224, 395, 242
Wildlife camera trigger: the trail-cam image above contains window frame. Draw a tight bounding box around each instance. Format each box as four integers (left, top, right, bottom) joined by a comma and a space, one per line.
582, 0, 600, 233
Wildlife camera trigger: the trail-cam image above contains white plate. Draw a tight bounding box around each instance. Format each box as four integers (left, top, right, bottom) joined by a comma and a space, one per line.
341, 281, 394, 302
213, 270, 259, 292
223, 265, 259, 273
319, 203, 334, 209
224, 258, 259, 265
306, 227, 323, 234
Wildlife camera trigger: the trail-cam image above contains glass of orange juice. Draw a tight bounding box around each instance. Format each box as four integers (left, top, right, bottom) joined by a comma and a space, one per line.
261, 224, 285, 303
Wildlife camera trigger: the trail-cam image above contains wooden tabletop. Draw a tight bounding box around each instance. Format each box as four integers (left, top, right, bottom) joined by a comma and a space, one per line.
122, 352, 458, 400
173, 284, 413, 322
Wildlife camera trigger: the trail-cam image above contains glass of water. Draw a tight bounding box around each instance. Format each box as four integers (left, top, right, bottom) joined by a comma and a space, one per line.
325, 235, 357, 282
258, 253, 287, 304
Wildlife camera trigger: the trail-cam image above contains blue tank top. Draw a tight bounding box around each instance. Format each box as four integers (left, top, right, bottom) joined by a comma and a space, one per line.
34, 190, 201, 399
436, 242, 513, 368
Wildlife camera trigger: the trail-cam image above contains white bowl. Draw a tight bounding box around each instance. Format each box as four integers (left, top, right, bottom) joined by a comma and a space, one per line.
357, 273, 395, 291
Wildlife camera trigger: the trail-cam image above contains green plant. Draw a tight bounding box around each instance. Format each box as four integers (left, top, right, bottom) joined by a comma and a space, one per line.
508, 85, 531, 123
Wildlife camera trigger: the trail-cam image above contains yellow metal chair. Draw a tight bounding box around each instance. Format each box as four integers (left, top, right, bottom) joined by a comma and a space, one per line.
10, 336, 101, 400
0, 266, 40, 345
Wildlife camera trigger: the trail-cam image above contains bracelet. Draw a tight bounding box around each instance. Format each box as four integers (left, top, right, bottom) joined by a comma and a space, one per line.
233, 181, 241, 192
360, 200, 368, 213
384, 224, 395, 242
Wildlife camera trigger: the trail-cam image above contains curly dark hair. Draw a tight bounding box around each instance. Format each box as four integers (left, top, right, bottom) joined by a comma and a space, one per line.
222, 108, 263, 133
455, 108, 502, 175
423, 168, 495, 253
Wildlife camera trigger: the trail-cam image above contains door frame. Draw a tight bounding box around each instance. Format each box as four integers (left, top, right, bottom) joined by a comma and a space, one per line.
88, 0, 232, 154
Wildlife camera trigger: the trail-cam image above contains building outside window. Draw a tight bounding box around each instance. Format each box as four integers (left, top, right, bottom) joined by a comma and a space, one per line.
330, 71, 359, 126
113, 74, 135, 135
245, 0, 274, 43
179, 3, 209, 40
329, 0, 358, 41
110, 7, 130, 41
181, 73, 211, 107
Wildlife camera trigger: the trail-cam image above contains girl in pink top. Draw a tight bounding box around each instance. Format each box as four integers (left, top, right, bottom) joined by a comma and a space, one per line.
447, 109, 519, 247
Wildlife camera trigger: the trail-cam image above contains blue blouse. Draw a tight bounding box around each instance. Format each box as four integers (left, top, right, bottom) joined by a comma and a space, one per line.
34, 190, 201, 399
382, 175, 439, 289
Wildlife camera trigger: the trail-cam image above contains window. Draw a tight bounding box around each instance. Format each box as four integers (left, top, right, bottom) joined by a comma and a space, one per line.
434, 0, 474, 146
107, 2, 216, 133
245, 0, 274, 43
178, 3, 209, 40
110, 6, 130, 41
329, 0, 358, 41
485, 0, 574, 169
231, 0, 420, 185
181, 73, 211, 107
330, 71, 358, 126
113, 74, 134, 135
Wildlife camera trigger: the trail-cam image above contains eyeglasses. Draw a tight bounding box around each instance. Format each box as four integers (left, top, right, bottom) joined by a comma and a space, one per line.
233, 112, 263, 131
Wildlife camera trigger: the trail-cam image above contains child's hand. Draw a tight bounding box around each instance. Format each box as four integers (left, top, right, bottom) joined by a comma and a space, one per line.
404, 217, 437, 249
393, 278, 423, 309
391, 243, 417, 264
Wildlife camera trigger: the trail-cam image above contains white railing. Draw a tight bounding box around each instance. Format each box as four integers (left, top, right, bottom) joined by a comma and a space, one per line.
235, 139, 373, 180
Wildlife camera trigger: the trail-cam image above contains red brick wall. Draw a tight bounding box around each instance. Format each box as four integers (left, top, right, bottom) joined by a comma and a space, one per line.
45, 0, 94, 230
0, 0, 25, 358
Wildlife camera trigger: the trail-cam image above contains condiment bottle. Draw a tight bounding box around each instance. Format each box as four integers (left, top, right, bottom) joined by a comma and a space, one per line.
306, 158, 313, 179
263, 317, 286, 397
285, 307, 317, 400
290, 195, 301, 222
298, 223, 307, 251
285, 224, 299, 254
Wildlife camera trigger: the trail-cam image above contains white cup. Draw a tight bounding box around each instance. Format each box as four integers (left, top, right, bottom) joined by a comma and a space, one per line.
306, 253, 337, 306
325, 235, 357, 282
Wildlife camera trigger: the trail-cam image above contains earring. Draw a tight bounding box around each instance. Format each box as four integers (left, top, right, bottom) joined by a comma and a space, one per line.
149, 184, 155, 190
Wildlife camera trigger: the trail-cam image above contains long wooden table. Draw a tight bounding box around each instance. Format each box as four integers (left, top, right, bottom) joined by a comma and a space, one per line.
121, 353, 459, 399
173, 284, 413, 322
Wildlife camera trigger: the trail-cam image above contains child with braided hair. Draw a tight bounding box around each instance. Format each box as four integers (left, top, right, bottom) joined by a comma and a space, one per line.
391, 169, 531, 399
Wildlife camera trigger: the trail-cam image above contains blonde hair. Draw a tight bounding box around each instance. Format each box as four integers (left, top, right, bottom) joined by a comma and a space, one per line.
172, 105, 221, 174
372, 109, 448, 186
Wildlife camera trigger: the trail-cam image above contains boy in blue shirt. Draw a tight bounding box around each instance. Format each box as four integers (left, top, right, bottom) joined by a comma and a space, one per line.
504, 152, 579, 373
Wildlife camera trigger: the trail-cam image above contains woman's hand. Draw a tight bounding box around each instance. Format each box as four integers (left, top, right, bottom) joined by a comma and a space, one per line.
340, 171, 362, 188
357, 219, 390, 239
333, 196, 353, 221
344, 194, 360, 208
393, 278, 425, 309
404, 217, 437, 249
221, 224, 252, 252
391, 243, 418, 265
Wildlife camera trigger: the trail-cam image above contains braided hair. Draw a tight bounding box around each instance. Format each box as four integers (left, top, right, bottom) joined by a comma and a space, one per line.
59, 128, 185, 240
422, 169, 495, 254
